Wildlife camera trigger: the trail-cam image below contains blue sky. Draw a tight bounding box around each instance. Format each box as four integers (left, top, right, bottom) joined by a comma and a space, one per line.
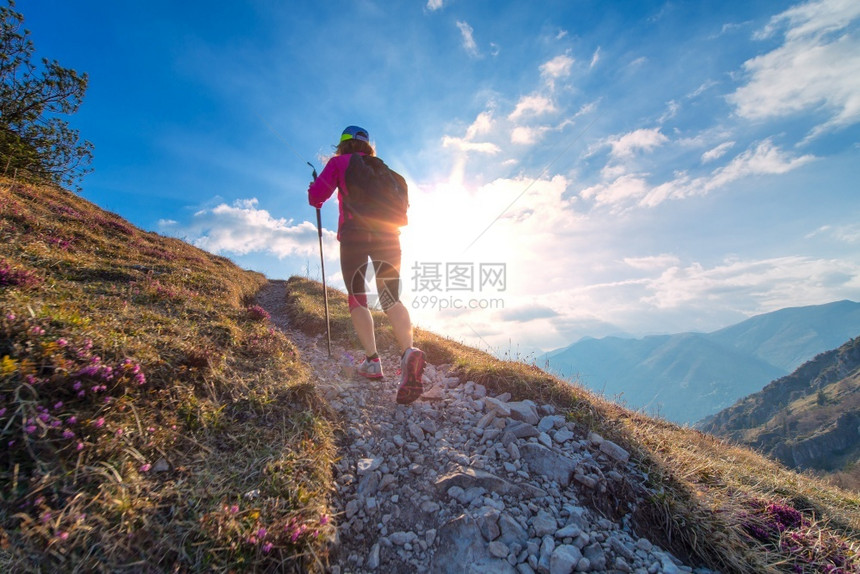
21, 0, 860, 355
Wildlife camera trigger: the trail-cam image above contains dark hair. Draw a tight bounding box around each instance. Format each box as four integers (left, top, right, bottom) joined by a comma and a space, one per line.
336, 139, 375, 156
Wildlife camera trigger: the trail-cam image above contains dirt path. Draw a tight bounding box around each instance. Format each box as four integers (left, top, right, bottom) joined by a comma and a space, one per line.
255, 281, 708, 574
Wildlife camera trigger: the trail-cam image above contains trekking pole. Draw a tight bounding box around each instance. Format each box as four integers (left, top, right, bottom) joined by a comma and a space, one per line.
309, 162, 332, 358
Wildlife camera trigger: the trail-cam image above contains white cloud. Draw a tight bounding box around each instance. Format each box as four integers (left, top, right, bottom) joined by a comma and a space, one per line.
465, 111, 494, 139
586, 138, 814, 210
160, 198, 328, 259
589, 48, 601, 69
540, 54, 574, 83
456, 21, 479, 57
426, 0, 444, 11
608, 128, 669, 159
701, 141, 736, 163
729, 0, 860, 137
442, 135, 501, 154
624, 254, 682, 271
706, 138, 815, 190
640, 255, 860, 311
511, 126, 549, 145
580, 174, 650, 210
658, 100, 680, 123
508, 95, 556, 121
807, 223, 860, 243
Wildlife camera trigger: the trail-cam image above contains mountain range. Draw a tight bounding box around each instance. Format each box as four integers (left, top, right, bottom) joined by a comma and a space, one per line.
541, 300, 860, 424
697, 336, 860, 475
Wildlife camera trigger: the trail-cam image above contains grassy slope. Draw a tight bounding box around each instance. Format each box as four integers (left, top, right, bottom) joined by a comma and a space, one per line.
287, 274, 860, 574
2, 177, 859, 573
1, 178, 335, 572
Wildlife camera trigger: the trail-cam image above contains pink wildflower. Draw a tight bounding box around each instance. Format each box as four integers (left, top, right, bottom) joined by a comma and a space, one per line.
140, 463, 151, 472
262, 542, 273, 553
73, 381, 82, 391
230, 504, 239, 514
76, 442, 84, 451
56, 338, 68, 347
63, 430, 75, 440
115, 428, 123, 437
58, 531, 69, 541
54, 401, 63, 410
257, 527, 267, 539
93, 417, 105, 428
25, 424, 37, 434
67, 416, 77, 425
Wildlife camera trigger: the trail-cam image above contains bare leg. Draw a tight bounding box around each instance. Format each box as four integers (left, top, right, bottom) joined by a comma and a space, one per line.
350, 306, 377, 357
385, 302, 413, 355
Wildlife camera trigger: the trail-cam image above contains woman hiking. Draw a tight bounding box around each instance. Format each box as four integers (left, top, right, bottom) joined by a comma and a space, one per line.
308, 125, 426, 405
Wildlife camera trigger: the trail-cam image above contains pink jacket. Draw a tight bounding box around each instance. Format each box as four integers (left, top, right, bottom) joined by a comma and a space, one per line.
307, 153, 359, 241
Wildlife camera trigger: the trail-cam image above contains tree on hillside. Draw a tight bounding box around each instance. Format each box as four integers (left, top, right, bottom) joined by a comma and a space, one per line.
0, 0, 92, 189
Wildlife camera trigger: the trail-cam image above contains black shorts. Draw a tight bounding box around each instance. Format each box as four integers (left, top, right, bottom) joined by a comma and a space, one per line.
340, 230, 401, 311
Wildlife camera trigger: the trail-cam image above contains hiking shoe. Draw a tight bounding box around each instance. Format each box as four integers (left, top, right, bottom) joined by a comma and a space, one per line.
356, 357, 384, 379
396, 347, 426, 404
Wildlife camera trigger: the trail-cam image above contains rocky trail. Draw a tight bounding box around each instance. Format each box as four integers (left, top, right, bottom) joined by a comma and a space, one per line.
256, 282, 714, 574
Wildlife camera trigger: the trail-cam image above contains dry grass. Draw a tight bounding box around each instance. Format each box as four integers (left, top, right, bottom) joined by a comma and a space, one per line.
285, 276, 860, 573
1, 178, 336, 572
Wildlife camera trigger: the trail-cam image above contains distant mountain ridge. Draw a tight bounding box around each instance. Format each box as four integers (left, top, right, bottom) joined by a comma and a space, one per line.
542, 300, 860, 424
697, 337, 860, 473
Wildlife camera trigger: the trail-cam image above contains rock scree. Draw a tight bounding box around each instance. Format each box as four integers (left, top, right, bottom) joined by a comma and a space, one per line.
256, 281, 716, 574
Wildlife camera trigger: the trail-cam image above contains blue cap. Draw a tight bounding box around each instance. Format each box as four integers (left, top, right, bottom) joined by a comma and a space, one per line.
340, 125, 370, 143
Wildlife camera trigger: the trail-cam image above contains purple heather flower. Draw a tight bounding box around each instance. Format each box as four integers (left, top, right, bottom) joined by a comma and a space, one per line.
262, 542, 273, 553
67, 416, 77, 425
230, 504, 239, 514
76, 442, 84, 451
257, 527, 267, 539
73, 381, 83, 391
38, 413, 51, 423
140, 463, 151, 472
0, 408, 6, 417
54, 401, 63, 410
63, 430, 75, 440
56, 338, 68, 347
93, 417, 105, 428
6, 313, 15, 321
25, 425, 37, 434
77, 390, 85, 399
58, 531, 69, 541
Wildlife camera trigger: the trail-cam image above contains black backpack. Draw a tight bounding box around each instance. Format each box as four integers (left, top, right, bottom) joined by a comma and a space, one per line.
343, 154, 408, 233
